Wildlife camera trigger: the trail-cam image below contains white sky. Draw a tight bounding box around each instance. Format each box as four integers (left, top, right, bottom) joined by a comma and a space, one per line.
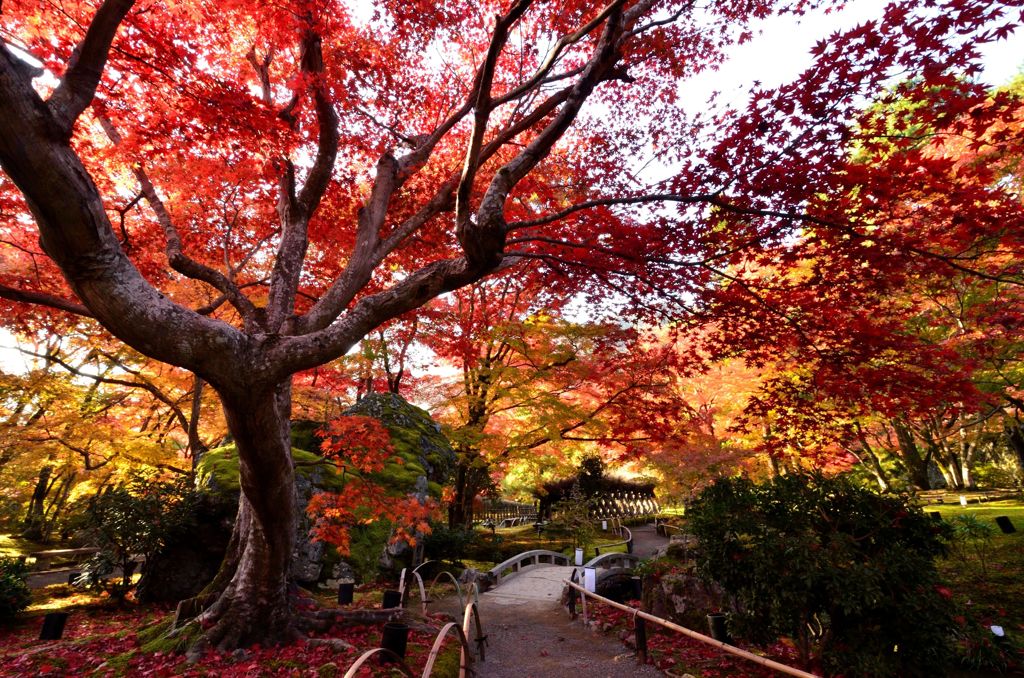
2, 1, 1022, 374
683, 0, 1023, 104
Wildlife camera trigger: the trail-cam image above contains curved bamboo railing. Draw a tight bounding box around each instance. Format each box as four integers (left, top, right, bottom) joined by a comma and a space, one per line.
462, 600, 486, 662
420, 621, 474, 678
398, 567, 430, 615
427, 570, 480, 611
340, 592, 486, 677
341, 647, 415, 678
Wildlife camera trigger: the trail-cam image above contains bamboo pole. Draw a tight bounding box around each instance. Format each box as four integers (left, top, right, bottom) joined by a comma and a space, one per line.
564, 580, 819, 678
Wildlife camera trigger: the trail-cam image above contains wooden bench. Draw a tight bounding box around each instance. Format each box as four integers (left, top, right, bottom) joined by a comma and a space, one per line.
23, 547, 100, 571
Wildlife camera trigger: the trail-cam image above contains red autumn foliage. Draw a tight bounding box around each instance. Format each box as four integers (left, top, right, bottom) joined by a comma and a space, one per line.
306, 416, 436, 555
2, 0, 1021, 650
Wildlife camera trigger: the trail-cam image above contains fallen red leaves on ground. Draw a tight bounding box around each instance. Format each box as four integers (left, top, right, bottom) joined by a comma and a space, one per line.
0, 587, 459, 677
585, 599, 802, 678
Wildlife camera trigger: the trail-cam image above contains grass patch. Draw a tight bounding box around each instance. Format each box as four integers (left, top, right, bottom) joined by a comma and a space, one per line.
0, 534, 49, 559
923, 497, 1024, 642
928, 501, 1024, 528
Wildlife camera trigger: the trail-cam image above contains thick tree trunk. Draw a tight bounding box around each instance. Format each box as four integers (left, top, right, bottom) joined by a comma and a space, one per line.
177, 381, 300, 650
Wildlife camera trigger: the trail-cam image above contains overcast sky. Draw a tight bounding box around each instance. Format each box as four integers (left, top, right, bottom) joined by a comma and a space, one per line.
683, 0, 1023, 104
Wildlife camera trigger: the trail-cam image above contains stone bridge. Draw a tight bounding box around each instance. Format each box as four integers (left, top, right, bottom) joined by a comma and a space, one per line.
480, 523, 667, 606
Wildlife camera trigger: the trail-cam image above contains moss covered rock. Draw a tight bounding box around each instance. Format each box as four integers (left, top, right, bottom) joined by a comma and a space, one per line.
341, 392, 454, 499
185, 445, 347, 587
196, 445, 344, 496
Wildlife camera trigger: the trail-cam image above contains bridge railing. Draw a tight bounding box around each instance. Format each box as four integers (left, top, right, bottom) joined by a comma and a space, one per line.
582, 551, 641, 570
564, 578, 819, 678
487, 549, 570, 585
593, 520, 633, 555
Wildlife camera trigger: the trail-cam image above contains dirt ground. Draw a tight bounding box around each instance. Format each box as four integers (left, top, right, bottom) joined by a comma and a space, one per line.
462, 598, 665, 678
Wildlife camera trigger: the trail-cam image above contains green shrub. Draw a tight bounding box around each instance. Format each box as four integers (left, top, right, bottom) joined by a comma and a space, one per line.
0, 557, 31, 623
947, 514, 996, 577
423, 523, 477, 563
74, 473, 197, 600
548, 482, 596, 550
687, 473, 955, 677
972, 463, 1018, 490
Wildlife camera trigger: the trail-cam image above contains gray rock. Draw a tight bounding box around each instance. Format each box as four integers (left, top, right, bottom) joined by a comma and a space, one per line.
458, 567, 495, 592
292, 537, 325, 584
331, 560, 356, 582
643, 566, 728, 629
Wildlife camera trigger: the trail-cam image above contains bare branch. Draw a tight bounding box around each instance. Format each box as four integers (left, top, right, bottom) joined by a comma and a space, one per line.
266, 27, 340, 332
96, 113, 259, 324
493, 0, 624, 109
468, 1, 627, 268
0, 282, 94, 317
20, 346, 192, 434
507, 192, 718, 229
456, 0, 535, 229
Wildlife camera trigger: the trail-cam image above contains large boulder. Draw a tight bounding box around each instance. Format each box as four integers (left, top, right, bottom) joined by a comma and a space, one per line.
642, 563, 729, 629
135, 492, 234, 603
342, 392, 455, 500
140, 398, 455, 600
138, 445, 344, 602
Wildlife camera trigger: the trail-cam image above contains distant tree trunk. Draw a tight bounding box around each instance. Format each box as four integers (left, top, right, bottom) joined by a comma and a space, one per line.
932, 437, 965, 490
42, 469, 75, 539
892, 420, 932, 490
187, 374, 207, 471
852, 424, 890, 492
22, 464, 57, 541
448, 463, 472, 528
447, 450, 490, 528
930, 452, 959, 490
1005, 420, 1024, 486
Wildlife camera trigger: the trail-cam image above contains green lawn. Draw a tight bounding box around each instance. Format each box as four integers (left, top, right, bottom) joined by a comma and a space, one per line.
923, 497, 1024, 635
924, 498, 1024, 525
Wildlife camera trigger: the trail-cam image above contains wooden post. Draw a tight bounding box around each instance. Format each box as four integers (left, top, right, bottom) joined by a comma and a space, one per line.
635, 616, 647, 664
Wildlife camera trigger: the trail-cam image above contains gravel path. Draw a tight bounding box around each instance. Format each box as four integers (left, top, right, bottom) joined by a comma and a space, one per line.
469, 598, 664, 678
450, 522, 670, 677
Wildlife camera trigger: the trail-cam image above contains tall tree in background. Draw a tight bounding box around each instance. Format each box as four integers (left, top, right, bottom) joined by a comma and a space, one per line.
425, 274, 663, 525
0, 0, 1019, 650
1, 336, 221, 540
703, 76, 1024, 489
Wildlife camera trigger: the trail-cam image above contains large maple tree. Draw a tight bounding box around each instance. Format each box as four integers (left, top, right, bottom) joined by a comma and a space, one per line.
0, 0, 1018, 651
